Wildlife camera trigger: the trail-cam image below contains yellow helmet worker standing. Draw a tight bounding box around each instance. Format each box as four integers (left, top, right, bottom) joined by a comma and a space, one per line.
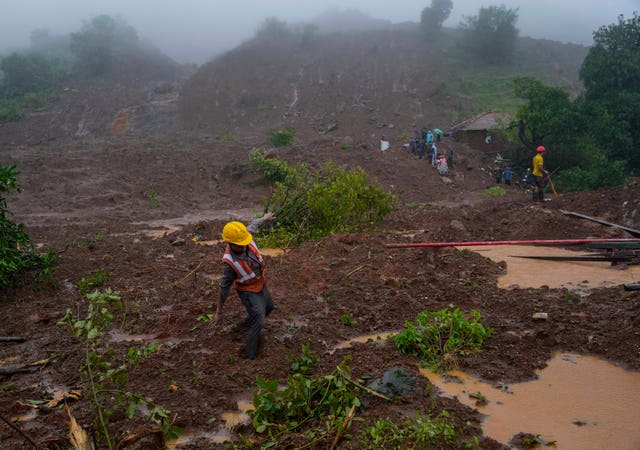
215, 213, 275, 360
532, 146, 549, 202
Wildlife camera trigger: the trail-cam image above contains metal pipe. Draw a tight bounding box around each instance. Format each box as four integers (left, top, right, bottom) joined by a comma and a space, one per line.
384, 238, 640, 248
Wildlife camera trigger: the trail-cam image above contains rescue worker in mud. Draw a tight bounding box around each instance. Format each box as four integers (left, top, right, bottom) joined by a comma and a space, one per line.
214, 213, 275, 359
532, 146, 549, 202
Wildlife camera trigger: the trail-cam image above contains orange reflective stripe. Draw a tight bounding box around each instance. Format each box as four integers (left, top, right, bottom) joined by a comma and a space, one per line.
222, 243, 265, 292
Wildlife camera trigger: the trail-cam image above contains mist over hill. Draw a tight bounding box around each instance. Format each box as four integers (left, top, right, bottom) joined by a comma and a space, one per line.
178, 24, 588, 140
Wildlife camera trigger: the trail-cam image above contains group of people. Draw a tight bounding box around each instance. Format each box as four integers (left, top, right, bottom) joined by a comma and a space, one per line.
407, 128, 454, 176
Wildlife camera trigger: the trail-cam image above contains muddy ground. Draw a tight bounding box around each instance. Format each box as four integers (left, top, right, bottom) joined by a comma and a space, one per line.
1, 130, 640, 449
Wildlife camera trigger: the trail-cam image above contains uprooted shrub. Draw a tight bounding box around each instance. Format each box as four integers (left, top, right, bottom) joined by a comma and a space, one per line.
250, 150, 396, 246
393, 308, 493, 372
0, 164, 57, 288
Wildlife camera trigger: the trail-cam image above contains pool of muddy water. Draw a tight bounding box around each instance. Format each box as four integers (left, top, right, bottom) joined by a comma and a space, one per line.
422, 353, 640, 449
460, 245, 640, 293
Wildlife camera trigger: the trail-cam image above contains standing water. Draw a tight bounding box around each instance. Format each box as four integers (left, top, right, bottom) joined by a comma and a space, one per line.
458, 245, 640, 293
421, 353, 640, 449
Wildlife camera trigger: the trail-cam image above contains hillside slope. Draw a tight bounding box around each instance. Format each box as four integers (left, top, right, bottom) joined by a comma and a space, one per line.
179, 24, 588, 140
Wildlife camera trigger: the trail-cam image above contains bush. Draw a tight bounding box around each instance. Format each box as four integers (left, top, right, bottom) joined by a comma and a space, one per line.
393, 308, 493, 372
258, 156, 396, 246
267, 126, 296, 147
250, 148, 300, 184
0, 164, 57, 288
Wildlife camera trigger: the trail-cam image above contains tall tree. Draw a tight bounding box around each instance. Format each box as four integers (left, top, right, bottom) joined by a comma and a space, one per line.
579, 13, 640, 170
420, 0, 453, 38
459, 5, 519, 63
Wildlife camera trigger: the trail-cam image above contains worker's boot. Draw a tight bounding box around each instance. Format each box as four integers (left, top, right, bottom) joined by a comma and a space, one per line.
532, 191, 538, 202
538, 191, 545, 202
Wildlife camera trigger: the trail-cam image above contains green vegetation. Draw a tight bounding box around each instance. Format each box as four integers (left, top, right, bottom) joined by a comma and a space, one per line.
267, 125, 296, 147
77, 268, 110, 295
361, 412, 456, 448
70, 14, 138, 76
514, 13, 640, 191
0, 51, 68, 123
248, 361, 362, 448
340, 313, 355, 326
287, 342, 318, 374
144, 188, 164, 209
459, 5, 520, 64
421, 0, 453, 38
251, 150, 395, 247
393, 308, 493, 372
339, 141, 350, 150
0, 164, 57, 288
250, 148, 298, 183
483, 186, 506, 197
58, 289, 179, 449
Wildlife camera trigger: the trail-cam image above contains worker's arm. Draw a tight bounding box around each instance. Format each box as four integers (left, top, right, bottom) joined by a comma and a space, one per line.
214, 264, 235, 326
247, 212, 276, 234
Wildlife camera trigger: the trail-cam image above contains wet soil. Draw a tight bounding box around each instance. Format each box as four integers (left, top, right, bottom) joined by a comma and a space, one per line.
1, 127, 639, 449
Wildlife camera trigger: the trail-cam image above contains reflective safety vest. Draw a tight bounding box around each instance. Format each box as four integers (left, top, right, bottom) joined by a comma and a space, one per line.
222, 242, 265, 292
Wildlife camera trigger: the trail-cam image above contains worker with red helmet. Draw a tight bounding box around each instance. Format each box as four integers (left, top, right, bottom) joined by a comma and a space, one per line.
532, 145, 549, 202
215, 213, 276, 359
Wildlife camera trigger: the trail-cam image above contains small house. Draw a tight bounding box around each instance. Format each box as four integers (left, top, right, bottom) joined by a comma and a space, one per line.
449, 110, 511, 153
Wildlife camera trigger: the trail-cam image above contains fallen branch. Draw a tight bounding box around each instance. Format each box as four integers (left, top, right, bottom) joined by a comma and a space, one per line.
0, 365, 38, 375
343, 264, 374, 281
0, 336, 26, 343
329, 404, 356, 450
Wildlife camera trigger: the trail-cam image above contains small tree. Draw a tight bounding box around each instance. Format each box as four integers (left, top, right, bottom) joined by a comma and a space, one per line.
459, 5, 519, 64
420, 0, 453, 38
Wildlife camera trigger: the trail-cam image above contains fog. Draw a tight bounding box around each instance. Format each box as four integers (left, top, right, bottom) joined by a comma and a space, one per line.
1, 0, 637, 64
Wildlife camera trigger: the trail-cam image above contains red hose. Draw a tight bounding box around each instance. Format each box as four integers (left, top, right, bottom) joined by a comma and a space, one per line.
384, 238, 639, 248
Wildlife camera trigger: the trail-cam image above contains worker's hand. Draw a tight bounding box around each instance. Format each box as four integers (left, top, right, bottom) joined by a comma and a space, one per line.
263, 212, 276, 221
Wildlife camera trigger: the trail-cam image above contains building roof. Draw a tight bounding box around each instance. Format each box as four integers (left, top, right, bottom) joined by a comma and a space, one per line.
450, 110, 512, 132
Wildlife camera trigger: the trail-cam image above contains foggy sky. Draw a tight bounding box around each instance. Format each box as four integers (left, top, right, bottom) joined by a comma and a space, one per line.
2, 0, 637, 64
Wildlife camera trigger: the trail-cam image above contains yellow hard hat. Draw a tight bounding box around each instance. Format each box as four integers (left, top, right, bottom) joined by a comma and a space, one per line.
221, 221, 252, 246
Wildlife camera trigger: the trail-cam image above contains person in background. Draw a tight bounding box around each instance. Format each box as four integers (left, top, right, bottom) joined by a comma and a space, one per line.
446, 147, 453, 169
495, 167, 503, 184
532, 145, 549, 202
503, 166, 512, 185
215, 213, 276, 359
431, 143, 438, 166
437, 153, 448, 176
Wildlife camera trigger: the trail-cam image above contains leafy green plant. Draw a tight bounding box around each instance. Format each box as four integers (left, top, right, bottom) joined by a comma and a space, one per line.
77, 268, 110, 294
483, 186, 506, 197
145, 188, 164, 209
221, 132, 236, 141
58, 289, 179, 448
340, 313, 354, 326
393, 308, 493, 372
248, 361, 363, 448
287, 342, 318, 374
361, 412, 456, 448
0, 164, 57, 288
250, 148, 300, 184
256, 154, 396, 247
71, 229, 106, 249
339, 141, 350, 150
267, 125, 296, 147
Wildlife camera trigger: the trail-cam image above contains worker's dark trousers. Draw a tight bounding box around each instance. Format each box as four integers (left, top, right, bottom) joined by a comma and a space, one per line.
238, 286, 274, 359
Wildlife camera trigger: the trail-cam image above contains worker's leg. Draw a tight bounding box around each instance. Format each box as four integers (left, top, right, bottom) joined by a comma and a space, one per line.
240, 291, 268, 359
